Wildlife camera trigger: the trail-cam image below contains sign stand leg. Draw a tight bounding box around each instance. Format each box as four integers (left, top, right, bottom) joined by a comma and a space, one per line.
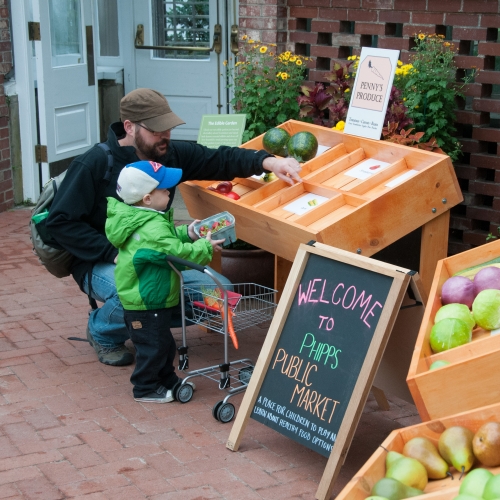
371, 386, 390, 411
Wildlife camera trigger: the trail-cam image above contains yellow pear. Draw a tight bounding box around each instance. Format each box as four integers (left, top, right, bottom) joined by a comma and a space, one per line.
385, 455, 428, 491
372, 477, 424, 500
472, 422, 500, 467
403, 436, 450, 479
385, 450, 404, 470
438, 426, 475, 476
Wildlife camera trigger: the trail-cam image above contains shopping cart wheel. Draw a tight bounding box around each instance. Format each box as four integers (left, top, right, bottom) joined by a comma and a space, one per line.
238, 366, 254, 385
174, 382, 194, 404
216, 402, 235, 423
212, 401, 223, 421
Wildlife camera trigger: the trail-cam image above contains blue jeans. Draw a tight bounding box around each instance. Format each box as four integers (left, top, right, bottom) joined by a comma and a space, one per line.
82, 262, 231, 348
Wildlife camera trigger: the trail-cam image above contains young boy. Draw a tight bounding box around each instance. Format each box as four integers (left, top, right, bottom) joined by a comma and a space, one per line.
105, 160, 225, 403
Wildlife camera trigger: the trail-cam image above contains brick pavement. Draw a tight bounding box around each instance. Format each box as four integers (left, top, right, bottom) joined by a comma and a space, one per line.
0, 208, 421, 499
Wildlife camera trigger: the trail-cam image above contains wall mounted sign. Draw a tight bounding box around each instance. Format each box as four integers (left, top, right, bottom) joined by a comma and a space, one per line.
344, 47, 400, 140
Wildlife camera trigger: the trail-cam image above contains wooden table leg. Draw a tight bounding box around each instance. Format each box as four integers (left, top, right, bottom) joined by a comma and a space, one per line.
419, 211, 450, 297
275, 256, 292, 300
210, 248, 222, 274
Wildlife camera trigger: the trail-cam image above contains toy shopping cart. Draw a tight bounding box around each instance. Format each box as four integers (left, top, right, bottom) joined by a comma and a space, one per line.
166, 255, 277, 423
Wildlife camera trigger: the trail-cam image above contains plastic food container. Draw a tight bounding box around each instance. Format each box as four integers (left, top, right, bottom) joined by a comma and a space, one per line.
193, 211, 237, 247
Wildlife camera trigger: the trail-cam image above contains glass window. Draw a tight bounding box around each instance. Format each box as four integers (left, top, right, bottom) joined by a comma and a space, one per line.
98, 0, 119, 57
49, 0, 83, 67
152, 0, 210, 60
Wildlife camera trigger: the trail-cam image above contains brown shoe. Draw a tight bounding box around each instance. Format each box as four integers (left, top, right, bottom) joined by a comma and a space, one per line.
86, 327, 134, 366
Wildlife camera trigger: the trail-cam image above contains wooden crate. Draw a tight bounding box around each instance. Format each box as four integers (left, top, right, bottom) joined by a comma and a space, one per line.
407, 239, 500, 421
179, 120, 462, 294
336, 402, 500, 499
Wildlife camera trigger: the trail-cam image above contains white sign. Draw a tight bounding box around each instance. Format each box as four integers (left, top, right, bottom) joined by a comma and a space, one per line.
344, 48, 400, 140
345, 158, 390, 180
283, 193, 329, 215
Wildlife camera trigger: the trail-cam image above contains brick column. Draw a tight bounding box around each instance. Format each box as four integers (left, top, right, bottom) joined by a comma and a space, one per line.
238, 0, 288, 52
0, 0, 13, 212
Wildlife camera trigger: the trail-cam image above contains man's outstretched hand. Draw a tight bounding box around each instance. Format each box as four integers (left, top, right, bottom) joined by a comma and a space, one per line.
262, 156, 302, 185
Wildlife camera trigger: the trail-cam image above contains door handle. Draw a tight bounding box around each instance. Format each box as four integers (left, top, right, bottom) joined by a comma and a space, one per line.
230, 25, 239, 55
135, 24, 222, 54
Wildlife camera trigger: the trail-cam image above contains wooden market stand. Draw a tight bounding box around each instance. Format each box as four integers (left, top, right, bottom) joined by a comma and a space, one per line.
179, 120, 462, 297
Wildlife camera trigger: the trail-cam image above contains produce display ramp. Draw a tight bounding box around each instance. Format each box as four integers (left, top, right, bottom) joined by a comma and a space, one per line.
179, 120, 463, 296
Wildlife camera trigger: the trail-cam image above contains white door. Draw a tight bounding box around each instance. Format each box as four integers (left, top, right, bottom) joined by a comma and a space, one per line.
35, 0, 99, 182
128, 0, 234, 141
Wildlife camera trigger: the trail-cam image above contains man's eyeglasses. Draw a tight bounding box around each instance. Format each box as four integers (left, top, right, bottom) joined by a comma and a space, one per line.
135, 123, 171, 137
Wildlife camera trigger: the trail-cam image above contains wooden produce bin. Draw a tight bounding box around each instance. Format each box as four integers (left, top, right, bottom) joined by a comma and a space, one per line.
179, 120, 463, 295
407, 239, 500, 421
336, 402, 500, 499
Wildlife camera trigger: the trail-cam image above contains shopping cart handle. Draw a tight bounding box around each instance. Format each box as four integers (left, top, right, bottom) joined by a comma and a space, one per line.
165, 254, 206, 273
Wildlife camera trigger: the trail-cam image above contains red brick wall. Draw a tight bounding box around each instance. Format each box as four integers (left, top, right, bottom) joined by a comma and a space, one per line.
239, 0, 500, 255
0, 0, 12, 212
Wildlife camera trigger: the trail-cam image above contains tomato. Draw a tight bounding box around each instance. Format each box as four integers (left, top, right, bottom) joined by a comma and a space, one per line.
215, 181, 233, 193
224, 191, 240, 200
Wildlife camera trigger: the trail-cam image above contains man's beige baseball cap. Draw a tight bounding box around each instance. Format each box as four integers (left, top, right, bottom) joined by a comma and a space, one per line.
120, 88, 186, 132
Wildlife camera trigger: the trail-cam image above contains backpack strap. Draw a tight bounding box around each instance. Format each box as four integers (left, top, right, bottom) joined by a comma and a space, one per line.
87, 143, 115, 311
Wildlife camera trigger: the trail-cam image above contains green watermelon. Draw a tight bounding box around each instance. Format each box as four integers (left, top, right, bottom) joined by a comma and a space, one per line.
287, 131, 318, 162
262, 127, 290, 156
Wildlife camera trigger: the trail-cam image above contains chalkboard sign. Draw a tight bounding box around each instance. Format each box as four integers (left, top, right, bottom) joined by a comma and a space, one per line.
227, 242, 411, 500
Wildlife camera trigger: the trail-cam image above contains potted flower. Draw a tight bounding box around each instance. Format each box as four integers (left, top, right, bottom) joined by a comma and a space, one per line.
221, 239, 275, 289
227, 36, 310, 142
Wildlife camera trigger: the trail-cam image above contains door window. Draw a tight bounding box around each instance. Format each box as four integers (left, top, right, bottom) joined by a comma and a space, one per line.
152, 0, 210, 60
48, 0, 84, 67
97, 0, 119, 57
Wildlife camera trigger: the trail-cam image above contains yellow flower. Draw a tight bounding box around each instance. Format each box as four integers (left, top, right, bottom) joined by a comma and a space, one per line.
269, 52, 274, 56
281, 72, 289, 80
289, 56, 297, 62
418, 33, 426, 40
284, 51, 291, 57
334, 121, 345, 131
295, 59, 302, 66
438, 34, 445, 38
248, 39, 255, 44
223, 60, 228, 66
397, 60, 402, 66
344, 88, 350, 93
260, 46, 268, 53
241, 35, 248, 40
281, 53, 290, 61
444, 42, 451, 47
235, 61, 243, 66
276, 72, 281, 78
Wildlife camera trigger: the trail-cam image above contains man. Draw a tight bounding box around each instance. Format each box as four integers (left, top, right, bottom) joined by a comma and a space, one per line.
47, 88, 302, 367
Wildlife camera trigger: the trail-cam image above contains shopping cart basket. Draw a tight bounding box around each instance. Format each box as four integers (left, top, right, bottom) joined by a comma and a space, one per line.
166, 255, 277, 423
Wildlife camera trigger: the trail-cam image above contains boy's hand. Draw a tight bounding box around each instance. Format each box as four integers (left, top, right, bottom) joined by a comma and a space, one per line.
206, 231, 225, 252
188, 220, 201, 240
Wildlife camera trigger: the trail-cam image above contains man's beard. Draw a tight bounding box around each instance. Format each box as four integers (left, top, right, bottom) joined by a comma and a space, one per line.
135, 130, 170, 161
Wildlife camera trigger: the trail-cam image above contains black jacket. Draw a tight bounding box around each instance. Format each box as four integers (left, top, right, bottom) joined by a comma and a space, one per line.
46, 122, 271, 288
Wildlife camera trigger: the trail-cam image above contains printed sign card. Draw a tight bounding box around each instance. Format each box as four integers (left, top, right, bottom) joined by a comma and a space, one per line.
344, 47, 400, 140
197, 114, 247, 148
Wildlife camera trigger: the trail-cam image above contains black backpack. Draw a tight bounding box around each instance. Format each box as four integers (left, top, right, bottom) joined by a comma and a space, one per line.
29, 143, 114, 278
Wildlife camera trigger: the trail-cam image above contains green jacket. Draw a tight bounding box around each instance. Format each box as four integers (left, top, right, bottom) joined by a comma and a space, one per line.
105, 197, 213, 310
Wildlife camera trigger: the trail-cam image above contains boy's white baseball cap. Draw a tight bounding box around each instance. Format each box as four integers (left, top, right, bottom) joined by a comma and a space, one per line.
116, 160, 183, 204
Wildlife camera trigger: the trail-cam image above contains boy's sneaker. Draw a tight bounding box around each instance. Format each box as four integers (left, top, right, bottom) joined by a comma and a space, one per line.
86, 327, 134, 366
134, 382, 197, 404
134, 386, 174, 403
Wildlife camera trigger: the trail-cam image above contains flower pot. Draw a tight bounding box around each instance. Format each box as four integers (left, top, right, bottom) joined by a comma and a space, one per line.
221, 248, 275, 289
